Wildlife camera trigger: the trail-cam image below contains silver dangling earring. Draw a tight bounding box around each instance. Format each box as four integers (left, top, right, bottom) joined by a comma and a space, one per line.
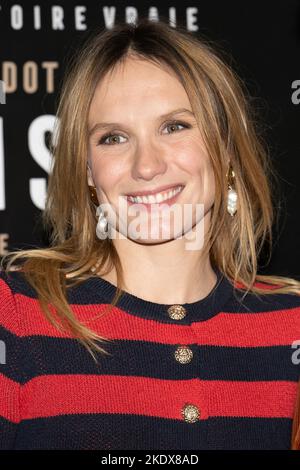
226, 163, 238, 217
87, 184, 110, 239
96, 205, 109, 240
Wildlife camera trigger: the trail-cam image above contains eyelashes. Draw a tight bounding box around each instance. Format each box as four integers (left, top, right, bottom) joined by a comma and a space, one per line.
96, 120, 192, 146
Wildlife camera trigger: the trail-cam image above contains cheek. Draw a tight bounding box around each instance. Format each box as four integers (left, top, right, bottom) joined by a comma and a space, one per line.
174, 137, 209, 171
191, 142, 213, 179
177, 144, 215, 199
200, 160, 215, 195
88, 153, 125, 191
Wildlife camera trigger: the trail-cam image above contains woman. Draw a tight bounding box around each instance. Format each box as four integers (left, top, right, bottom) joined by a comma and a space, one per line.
0, 18, 300, 450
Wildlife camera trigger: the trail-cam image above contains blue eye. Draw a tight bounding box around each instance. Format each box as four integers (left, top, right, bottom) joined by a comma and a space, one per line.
96, 120, 191, 146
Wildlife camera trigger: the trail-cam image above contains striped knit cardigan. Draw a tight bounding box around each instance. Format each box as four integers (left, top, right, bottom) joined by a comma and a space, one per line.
0, 267, 300, 450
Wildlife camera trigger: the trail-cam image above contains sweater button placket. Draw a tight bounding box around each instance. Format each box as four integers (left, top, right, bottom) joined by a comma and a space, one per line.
174, 345, 193, 364
167, 305, 187, 320
181, 403, 201, 423
167, 305, 201, 422
168, 305, 192, 365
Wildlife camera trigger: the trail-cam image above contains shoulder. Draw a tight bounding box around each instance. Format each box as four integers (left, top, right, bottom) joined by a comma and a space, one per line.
0, 270, 25, 335
0, 270, 28, 439
230, 278, 300, 314
0, 269, 43, 338
0, 269, 38, 299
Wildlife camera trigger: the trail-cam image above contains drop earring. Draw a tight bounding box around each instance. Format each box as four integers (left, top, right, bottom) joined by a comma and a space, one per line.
96, 205, 109, 239
226, 163, 238, 216
88, 185, 110, 239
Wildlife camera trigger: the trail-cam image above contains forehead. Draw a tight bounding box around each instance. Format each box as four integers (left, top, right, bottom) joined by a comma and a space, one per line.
88, 58, 191, 121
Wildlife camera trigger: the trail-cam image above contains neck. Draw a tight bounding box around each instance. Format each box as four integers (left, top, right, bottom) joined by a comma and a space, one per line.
99, 215, 217, 305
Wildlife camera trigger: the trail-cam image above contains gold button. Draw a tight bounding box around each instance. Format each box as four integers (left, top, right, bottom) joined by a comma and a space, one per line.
181, 403, 200, 423
174, 345, 193, 364
167, 305, 187, 320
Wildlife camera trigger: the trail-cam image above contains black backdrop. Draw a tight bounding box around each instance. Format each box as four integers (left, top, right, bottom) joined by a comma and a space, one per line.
0, 1, 299, 278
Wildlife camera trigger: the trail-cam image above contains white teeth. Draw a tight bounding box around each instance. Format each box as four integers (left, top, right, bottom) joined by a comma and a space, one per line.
127, 186, 183, 204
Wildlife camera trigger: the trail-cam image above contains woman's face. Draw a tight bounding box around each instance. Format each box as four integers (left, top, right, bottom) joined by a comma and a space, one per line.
87, 57, 215, 245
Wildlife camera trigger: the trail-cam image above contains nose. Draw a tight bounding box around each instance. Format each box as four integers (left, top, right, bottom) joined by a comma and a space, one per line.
131, 142, 168, 181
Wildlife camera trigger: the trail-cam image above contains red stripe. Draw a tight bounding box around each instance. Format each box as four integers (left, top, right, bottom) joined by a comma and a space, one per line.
190, 310, 300, 346
20, 375, 297, 421
0, 374, 20, 423
0, 279, 22, 335
208, 380, 298, 417
0, 292, 298, 347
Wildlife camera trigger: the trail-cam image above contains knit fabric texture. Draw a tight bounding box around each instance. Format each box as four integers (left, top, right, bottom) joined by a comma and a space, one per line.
0, 267, 300, 450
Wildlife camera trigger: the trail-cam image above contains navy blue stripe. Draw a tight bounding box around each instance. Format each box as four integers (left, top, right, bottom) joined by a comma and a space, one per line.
0, 418, 18, 449
0, 331, 298, 383
207, 417, 293, 450
2, 414, 291, 450
1, 271, 300, 325
0, 271, 38, 299
0, 326, 23, 383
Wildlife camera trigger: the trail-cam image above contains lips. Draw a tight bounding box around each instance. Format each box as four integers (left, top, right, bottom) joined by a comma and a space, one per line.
125, 183, 185, 198
126, 185, 184, 207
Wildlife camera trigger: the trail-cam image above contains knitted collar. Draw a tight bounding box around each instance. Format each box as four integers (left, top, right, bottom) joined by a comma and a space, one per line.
84, 266, 235, 324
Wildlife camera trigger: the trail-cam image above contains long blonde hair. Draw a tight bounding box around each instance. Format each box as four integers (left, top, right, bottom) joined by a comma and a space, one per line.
1, 18, 300, 363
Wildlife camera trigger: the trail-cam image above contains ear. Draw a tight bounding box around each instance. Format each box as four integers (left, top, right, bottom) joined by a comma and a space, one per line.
87, 162, 95, 186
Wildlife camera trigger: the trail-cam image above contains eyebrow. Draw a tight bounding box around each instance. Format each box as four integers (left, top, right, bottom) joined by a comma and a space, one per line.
88, 107, 195, 137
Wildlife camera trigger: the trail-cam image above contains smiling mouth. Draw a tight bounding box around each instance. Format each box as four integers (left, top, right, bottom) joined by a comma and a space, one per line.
125, 185, 184, 205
